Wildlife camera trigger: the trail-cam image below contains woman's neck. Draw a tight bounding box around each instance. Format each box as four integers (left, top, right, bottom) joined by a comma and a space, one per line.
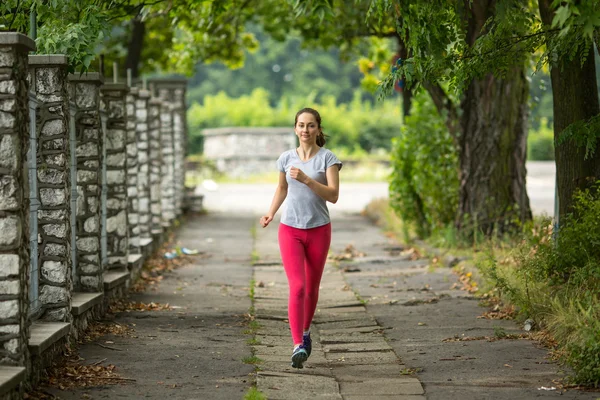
297, 144, 320, 161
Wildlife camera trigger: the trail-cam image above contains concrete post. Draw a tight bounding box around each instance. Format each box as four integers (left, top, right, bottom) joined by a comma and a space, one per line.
29, 55, 72, 321
100, 84, 129, 271
68, 73, 104, 292
0, 32, 36, 366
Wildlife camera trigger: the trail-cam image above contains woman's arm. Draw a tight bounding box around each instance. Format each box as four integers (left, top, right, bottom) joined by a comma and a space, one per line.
260, 171, 288, 228
290, 165, 340, 204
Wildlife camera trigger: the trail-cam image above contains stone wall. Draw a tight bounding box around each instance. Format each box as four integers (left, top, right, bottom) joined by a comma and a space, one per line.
202, 127, 297, 177
0, 33, 36, 368
29, 55, 72, 322
0, 33, 189, 394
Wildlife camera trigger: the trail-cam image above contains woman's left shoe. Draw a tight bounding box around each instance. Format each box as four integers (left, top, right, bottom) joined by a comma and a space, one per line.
291, 345, 308, 369
302, 332, 312, 357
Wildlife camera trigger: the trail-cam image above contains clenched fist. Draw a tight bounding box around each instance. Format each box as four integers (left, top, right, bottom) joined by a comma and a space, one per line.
260, 214, 273, 228
290, 167, 309, 184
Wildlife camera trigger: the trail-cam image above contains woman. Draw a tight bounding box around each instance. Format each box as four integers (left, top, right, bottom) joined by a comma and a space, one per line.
260, 107, 342, 369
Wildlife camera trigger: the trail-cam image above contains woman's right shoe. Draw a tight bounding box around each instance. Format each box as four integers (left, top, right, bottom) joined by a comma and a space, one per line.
302, 332, 312, 357
291, 345, 308, 369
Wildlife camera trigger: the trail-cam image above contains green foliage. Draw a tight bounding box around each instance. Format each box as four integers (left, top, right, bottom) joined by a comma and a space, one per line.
388, 91, 458, 238
478, 183, 600, 386
528, 118, 555, 161
186, 88, 402, 155
557, 114, 600, 160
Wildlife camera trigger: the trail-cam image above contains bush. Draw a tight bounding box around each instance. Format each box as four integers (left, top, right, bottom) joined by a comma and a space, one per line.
479, 183, 600, 386
186, 88, 403, 154
528, 118, 554, 161
388, 91, 459, 239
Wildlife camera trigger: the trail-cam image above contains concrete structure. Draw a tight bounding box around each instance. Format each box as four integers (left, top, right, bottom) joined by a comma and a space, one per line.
202, 127, 297, 177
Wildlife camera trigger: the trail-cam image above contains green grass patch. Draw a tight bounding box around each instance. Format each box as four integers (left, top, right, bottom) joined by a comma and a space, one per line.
244, 387, 267, 400
242, 355, 263, 365
246, 337, 262, 345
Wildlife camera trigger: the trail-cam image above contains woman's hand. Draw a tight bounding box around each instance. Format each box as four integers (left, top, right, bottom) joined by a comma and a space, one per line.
260, 214, 274, 228
290, 167, 309, 184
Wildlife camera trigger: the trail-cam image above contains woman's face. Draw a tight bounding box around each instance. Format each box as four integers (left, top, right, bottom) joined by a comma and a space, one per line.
295, 112, 320, 144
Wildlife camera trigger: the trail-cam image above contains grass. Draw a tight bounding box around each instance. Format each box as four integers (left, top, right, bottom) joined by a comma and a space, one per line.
244, 387, 267, 400
242, 355, 263, 365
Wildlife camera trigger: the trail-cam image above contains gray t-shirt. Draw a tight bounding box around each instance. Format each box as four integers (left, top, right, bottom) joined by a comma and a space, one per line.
277, 147, 343, 229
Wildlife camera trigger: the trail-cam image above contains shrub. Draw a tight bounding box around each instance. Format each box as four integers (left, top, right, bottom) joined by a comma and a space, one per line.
528, 118, 554, 161
388, 91, 459, 239
478, 183, 600, 386
186, 88, 403, 154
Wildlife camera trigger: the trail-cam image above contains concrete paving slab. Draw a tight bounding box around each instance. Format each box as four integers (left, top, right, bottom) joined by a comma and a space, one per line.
324, 341, 391, 353
257, 372, 342, 400
325, 350, 400, 364
339, 377, 424, 396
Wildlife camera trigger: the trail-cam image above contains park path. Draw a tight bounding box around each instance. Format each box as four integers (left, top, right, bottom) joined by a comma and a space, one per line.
41, 207, 598, 399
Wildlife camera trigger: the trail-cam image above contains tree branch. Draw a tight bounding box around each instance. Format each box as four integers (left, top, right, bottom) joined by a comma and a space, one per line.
422, 81, 459, 145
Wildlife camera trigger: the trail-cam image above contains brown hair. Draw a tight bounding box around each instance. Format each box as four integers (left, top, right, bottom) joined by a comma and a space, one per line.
294, 107, 327, 147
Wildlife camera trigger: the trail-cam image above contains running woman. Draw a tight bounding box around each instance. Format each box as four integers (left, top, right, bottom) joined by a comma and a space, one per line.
260, 107, 342, 369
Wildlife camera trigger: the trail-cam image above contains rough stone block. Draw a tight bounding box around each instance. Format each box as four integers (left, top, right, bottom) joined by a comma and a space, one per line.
83, 129, 98, 140
76, 186, 85, 216
79, 263, 99, 274
0, 300, 18, 319
0, 325, 19, 334
39, 209, 67, 221
4, 339, 18, 354
106, 210, 126, 235
76, 142, 98, 157
77, 237, 98, 252
41, 138, 65, 151
39, 285, 68, 304
0, 80, 16, 95
75, 84, 97, 108
107, 170, 125, 185
77, 169, 97, 183
0, 254, 19, 277
80, 276, 99, 289
0, 216, 20, 248
81, 254, 99, 265
43, 243, 66, 257
0, 280, 19, 295
44, 153, 66, 167
83, 216, 98, 233
83, 160, 99, 169
0, 176, 18, 210
0, 48, 15, 67
42, 223, 67, 239
106, 153, 125, 167
41, 261, 67, 284
41, 119, 66, 136
0, 99, 15, 112
105, 130, 125, 150
87, 196, 98, 213
0, 110, 15, 129
38, 169, 66, 184
40, 188, 66, 207
0, 134, 18, 171
45, 307, 68, 321
36, 67, 62, 95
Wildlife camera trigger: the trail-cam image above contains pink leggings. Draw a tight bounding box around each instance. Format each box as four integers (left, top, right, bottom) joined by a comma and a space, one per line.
278, 222, 331, 345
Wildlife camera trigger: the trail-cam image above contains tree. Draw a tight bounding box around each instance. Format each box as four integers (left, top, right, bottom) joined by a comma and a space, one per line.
370, 1, 534, 236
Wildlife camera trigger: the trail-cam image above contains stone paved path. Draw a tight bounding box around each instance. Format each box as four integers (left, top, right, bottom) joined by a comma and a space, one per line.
41, 210, 599, 399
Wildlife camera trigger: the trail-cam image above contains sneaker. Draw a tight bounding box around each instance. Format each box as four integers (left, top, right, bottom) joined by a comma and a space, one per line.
302, 332, 312, 357
291, 345, 308, 369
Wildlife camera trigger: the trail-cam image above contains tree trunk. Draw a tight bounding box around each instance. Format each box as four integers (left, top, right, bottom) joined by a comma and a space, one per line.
456, 68, 532, 235
540, 0, 600, 223
454, 0, 532, 235
397, 37, 413, 117
125, 18, 145, 79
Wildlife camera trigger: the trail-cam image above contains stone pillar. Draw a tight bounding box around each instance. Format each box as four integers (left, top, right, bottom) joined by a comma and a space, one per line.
68, 73, 104, 292
150, 79, 187, 219
100, 84, 129, 271
29, 55, 71, 321
147, 98, 163, 237
0, 33, 35, 366
135, 89, 151, 242
159, 101, 175, 228
125, 87, 140, 254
